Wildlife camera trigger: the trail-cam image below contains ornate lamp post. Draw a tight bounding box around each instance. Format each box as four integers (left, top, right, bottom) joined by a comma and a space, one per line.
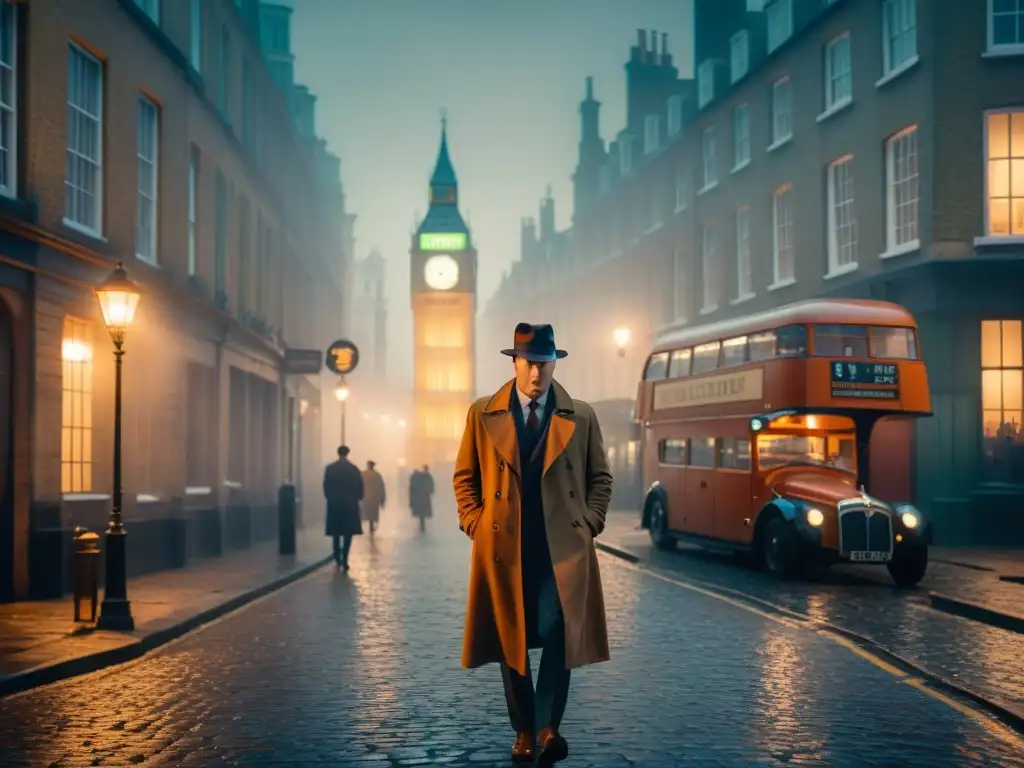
94, 261, 141, 631
334, 378, 350, 445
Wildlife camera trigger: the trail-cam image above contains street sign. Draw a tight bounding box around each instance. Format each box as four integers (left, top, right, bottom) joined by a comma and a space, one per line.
284, 348, 323, 375
326, 339, 360, 375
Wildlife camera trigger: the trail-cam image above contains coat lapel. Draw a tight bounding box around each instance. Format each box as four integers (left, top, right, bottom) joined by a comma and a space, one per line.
482, 380, 520, 477
542, 381, 576, 477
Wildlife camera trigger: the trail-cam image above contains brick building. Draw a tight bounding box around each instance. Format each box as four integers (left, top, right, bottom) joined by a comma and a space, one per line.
0, 0, 355, 601
481, 0, 1024, 544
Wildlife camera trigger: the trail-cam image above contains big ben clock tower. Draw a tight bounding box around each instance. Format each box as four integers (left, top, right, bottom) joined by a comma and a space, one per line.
409, 117, 477, 471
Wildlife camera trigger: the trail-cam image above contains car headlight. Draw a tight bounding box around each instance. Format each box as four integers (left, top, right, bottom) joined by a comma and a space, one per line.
901, 510, 919, 528
806, 508, 824, 527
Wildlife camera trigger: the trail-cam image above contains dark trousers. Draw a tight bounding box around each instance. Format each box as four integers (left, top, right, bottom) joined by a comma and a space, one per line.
332, 534, 352, 565
500, 567, 571, 737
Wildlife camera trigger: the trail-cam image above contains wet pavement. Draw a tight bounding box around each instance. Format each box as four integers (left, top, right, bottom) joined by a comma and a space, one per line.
599, 512, 1024, 721
1, 514, 1022, 767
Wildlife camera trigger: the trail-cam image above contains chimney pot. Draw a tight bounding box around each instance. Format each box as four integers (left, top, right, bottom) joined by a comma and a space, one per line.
637, 28, 646, 50
652, 30, 658, 56
585, 76, 593, 99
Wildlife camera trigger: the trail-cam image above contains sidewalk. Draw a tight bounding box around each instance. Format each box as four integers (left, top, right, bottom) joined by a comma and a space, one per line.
0, 529, 332, 695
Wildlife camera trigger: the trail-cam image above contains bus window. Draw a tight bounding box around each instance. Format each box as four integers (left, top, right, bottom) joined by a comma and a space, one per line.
722, 336, 748, 366
644, 351, 670, 380
868, 327, 919, 359
692, 341, 721, 374
718, 437, 751, 469
668, 348, 692, 378
748, 331, 776, 361
814, 324, 868, 357
659, 438, 687, 465
776, 324, 808, 356
690, 437, 716, 467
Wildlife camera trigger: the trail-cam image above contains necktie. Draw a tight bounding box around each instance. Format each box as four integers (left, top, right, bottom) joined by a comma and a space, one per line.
526, 400, 539, 431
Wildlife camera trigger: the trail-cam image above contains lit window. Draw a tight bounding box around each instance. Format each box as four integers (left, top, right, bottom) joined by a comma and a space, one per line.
735, 207, 752, 299
0, 3, 18, 198
772, 184, 794, 284
981, 319, 1024, 481
136, 97, 159, 264
885, 126, 919, 250
701, 224, 716, 312
988, 0, 1024, 54
422, 318, 466, 348
766, 0, 793, 53
985, 110, 1024, 236
883, 0, 917, 73
65, 44, 104, 236
701, 128, 717, 190
62, 317, 94, 494
771, 77, 792, 145
730, 30, 749, 83
824, 33, 852, 109
827, 155, 857, 273
733, 104, 750, 168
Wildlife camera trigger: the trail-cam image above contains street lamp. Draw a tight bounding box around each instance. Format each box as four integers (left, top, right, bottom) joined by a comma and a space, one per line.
94, 261, 141, 631
613, 327, 631, 358
334, 378, 350, 444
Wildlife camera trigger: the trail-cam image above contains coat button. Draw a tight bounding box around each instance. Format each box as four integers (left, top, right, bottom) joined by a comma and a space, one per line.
492, 522, 499, 531
494, 555, 502, 563
495, 491, 502, 499
569, 490, 575, 498
499, 461, 505, 471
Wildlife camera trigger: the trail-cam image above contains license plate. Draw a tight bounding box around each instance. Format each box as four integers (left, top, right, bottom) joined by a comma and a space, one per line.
849, 550, 891, 563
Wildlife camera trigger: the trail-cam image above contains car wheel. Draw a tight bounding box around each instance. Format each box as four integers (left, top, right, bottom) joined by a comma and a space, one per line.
887, 543, 928, 588
761, 516, 800, 579
648, 498, 675, 551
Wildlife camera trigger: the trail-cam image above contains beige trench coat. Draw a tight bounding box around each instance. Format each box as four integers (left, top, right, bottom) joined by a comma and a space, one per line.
453, 379, 614, 676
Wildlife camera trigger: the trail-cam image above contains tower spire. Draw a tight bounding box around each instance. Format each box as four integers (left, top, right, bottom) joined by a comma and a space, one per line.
430, 111, 457, 189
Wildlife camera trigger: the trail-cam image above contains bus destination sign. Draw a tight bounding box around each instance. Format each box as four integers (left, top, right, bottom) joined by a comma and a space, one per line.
830, 361, 899, 399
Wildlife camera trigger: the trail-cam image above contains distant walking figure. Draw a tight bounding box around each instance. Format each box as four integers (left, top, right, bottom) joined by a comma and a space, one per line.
323, 446, 364, 570
361, 460, 386, 535
409, 465, 434, 533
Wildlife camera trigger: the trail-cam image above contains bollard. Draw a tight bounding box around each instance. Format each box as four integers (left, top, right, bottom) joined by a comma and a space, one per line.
278, 484, 297, 556
72, 527, 101, 623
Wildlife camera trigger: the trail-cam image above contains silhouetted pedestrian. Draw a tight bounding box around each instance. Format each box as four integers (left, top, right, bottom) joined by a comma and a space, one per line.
323, 445, 363, 570
361, 460, 386, 535
409, 464, 434, 533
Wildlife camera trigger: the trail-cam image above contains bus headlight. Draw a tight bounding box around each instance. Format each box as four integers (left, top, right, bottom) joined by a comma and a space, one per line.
806, 508, 825, 527
901, 510, 919, 529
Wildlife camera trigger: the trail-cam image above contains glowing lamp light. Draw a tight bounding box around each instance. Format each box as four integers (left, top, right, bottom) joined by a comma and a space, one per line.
62, 339, 93, 362
397, 419, 407, 428
300, 398, 309, 416
94, 262, 141, 334
613, 327, 631, 357
334, 381, 350, 403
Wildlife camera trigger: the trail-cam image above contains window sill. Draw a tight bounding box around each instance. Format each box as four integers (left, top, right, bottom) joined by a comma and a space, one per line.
185, 486, 213, 496
137, 493, 161, 503
730, 292, 756, 306
974, 235, 1024, 247
731, 159, 751, 175
767, 277, 796, 292
699, 304, 718, 316
766, 135, 792, 153
135, 253, 162, 268
982, 45, 1024, 59
816, 97, 852, 123
698, 181, 719, 196
879, 240, 920, 260
644, 222, 664, 235
876, 55, 920, 88
62, 218, 107, 243
674, 203, 688, 214
824, 262, 859, 280
62, 493, 112, 502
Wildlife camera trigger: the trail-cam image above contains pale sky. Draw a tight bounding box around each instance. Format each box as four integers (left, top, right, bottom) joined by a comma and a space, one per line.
289, 0, 695, 383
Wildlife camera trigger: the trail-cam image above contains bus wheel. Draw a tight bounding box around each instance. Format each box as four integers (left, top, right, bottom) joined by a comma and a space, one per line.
887, 543, 928, 588
648, 499, 675, 551
762, 516, 800, 579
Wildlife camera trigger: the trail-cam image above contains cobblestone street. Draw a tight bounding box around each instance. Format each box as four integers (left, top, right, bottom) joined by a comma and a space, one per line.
1, 514, 1022, 767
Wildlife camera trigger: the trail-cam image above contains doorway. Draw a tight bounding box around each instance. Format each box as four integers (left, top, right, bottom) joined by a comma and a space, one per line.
0, 300, 13, 602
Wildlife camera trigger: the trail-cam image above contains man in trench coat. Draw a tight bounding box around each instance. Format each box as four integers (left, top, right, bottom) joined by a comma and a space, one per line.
323, 445, 364, 570
453, 322, 613, 766
360, 460, 386, 534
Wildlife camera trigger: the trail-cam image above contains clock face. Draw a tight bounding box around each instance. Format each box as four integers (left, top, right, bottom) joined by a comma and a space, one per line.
424, 254, 459, 291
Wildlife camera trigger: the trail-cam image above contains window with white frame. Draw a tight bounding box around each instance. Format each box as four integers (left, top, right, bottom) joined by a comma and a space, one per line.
188, 146, 199, 276
134, 0, 159, 23
825, 33, 852, 109
644, 114, 661, 155
0, 3, 17, 198
981, 319, 1024, 481
667, 95, 682, 137
735, 207, 752, 298
733, 105, 750, 168
827, 156, 858, 272
136, 97, 159, 263
885, 126, 919, 250
673, 244, 688, 321
766, 0, 793, 53
61, 316, 95, 494
773, 184, 794, 284
65, 44, 104, 236
619, 135, 633, 176
771, 77, 792, 144
701, 128, 717, 189
697, 60, 714, 108
189, 0, 202, 71
674, 164, 689, 211
730, 30, 749, 83
989, 0, 1024, 53
986, 110, 1024, 236
883, 0, 916, 73
701, 225, 716, 311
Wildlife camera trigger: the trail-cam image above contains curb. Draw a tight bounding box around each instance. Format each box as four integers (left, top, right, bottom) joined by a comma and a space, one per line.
595, 540, 1024, 735
929, 593, 1024, 636
0, 553, 333, 698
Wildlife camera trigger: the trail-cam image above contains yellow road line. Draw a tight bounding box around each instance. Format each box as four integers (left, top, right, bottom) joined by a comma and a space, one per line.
599, 552, 1024, 751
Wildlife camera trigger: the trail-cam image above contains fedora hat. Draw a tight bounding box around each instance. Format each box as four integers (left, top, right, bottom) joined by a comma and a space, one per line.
500, 322, 568, 362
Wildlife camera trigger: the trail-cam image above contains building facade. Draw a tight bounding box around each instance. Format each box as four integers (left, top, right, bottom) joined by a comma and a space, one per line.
0, 0, 354, 602
350, 248, 387, 380
481, 0, 1024, 544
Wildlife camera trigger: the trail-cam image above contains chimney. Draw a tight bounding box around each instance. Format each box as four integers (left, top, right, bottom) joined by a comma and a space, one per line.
586, 75, 593, 99
661, 33, 670, 65
651, 29, 658, 61
637, 28, 647, 50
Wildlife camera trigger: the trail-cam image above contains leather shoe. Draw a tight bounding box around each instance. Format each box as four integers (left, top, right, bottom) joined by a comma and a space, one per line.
511, 732, 533, 763
535, 727, 568, 766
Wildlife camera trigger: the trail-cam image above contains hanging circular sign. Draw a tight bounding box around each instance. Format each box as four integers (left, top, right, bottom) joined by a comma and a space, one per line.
326, 339, 360, 375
